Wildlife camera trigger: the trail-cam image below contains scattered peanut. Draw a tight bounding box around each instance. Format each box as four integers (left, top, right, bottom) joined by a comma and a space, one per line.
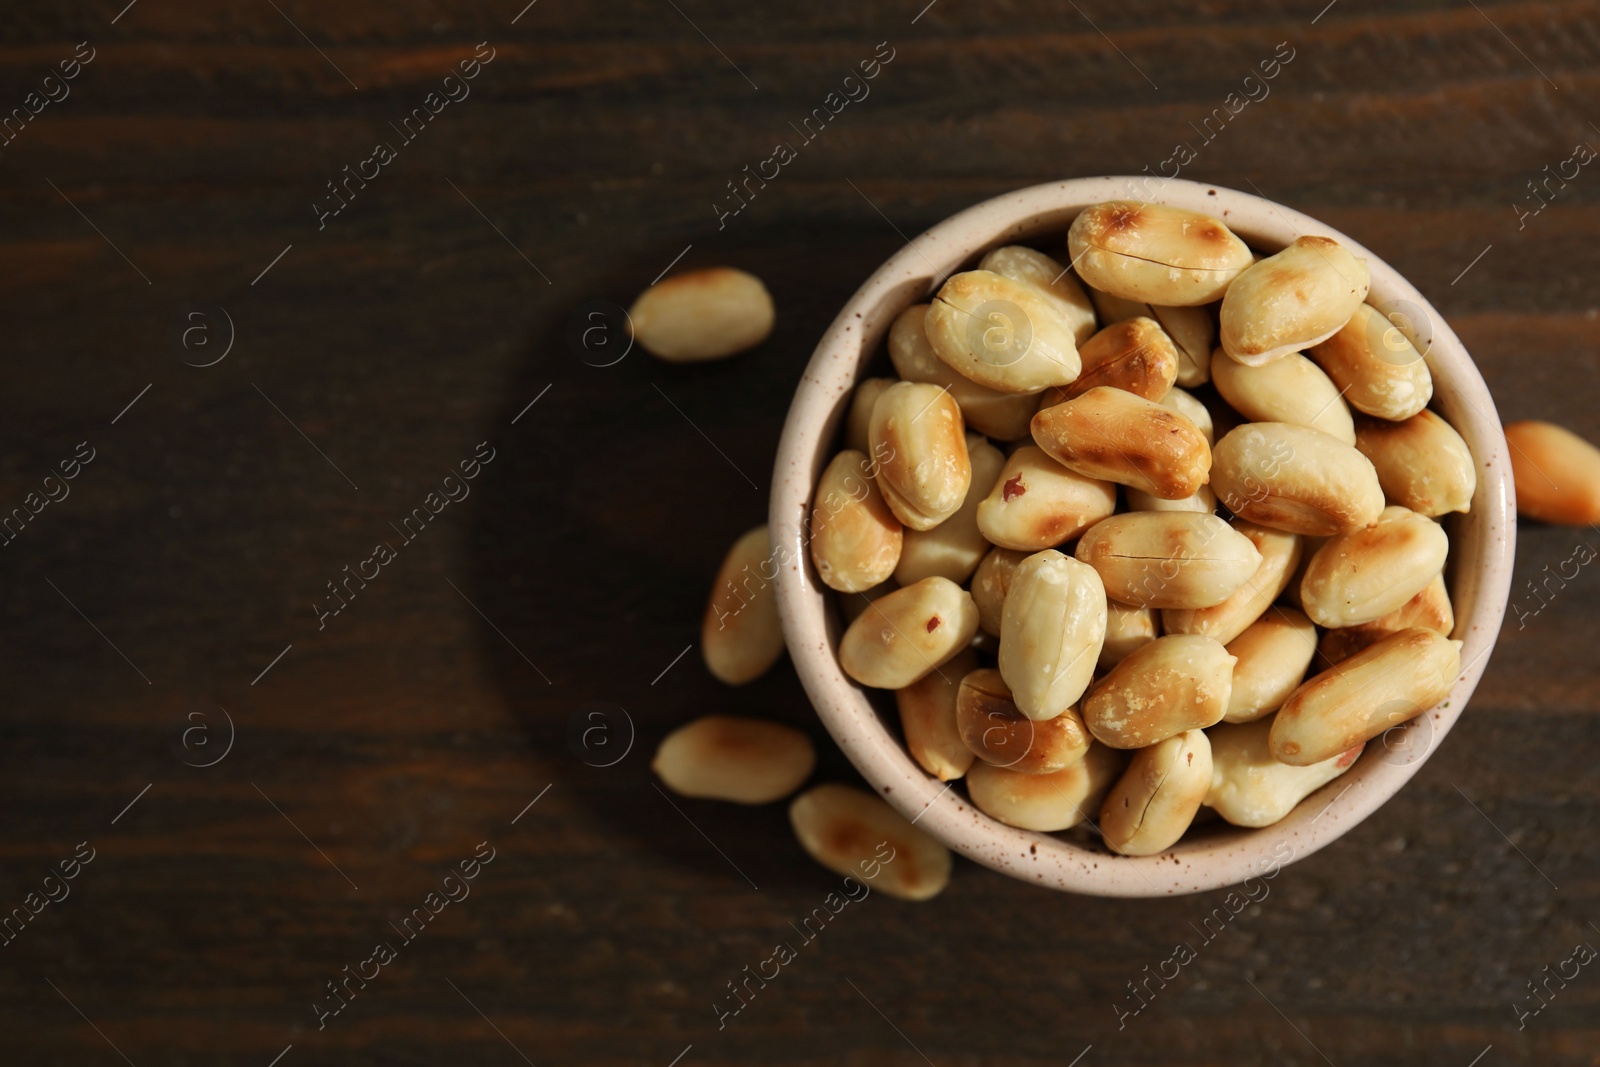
703, 525, 785, 685
789, 783, 953, 901
653, 716, 816, 804
1503, 420, 1600, 525
630, 267, 774, 362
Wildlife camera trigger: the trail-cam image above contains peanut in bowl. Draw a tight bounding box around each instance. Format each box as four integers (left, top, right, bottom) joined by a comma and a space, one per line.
769, 177, 1515, 897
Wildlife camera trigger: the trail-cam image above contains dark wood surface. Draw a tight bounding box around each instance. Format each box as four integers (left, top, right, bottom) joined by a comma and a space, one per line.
1, 1, 1597, 1063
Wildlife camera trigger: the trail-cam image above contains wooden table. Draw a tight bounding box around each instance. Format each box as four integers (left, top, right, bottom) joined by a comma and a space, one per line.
1, 1, 1595, 1063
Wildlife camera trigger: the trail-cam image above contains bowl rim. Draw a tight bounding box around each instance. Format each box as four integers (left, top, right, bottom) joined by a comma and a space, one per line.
769, 176, 1515, 897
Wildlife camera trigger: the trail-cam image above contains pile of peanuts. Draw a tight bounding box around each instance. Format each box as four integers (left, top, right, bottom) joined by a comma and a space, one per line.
810, 199, 1480, 858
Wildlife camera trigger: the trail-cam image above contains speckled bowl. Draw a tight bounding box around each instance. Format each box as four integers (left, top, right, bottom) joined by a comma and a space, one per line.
770, 177, 1515, 897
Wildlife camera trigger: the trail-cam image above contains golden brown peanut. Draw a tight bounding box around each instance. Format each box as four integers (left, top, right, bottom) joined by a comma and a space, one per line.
839, 577, 980, 689
966, 743, 1127, 831
653, 716, 816, 804
1211, 422, 1385, 535
1315, 571, 1454, 669
1159, 386, 1214, 444
1211, 348, 1356, 444
997, 550, 1108, 721
1099, 729, 1213, 856
839, 578, 896, 626
1162, 521, 1302, 646
1206, 718, 1362, 828
1270, 627, 1460, 766
1048, 318, 1179, 403
1031, 386, 1211, 499
1307, 303, 1433, 420
846, 377, 895, 455
629, 267, 775, 362
1505, 420, 1600, 525
975, 445, 1118, 552
1219, 236, 1370, 366
1299, 506, 1449, 628
1068, 201, 1252, 306
1075, 512, 1262, 610
956, 668, 1091, 774
1082, 634, 1234, 749
1099, 602, 1159, 671
1126, 484, 1217, 514
1089, 290, 1216, 387
810, 450, 903, 593
1354, 411, 1476, 518
978, 245, 1098, 345
971, 547, 1027, 637
703, 526, 785, 685
895, 434, 1004, 586
888, 304, 1041, 440
1223, 607, 1318, 723
895, 648, 979, 782
869, 381, 972, 531
924, 270, 1082, 393
789, 783, 952, 901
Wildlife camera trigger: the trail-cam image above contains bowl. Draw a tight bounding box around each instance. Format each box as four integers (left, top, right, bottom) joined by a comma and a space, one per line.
770, 176, 1515, 897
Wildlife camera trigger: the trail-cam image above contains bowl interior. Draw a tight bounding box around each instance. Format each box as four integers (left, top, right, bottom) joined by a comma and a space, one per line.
771, 177, 1515, 897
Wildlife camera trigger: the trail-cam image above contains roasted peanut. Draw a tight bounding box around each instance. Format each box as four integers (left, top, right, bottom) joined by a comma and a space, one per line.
869, 381, 972, 531
1308, 303, 1433, 420
846, 377, 895, 454
895, 434, 1004, 585
1206, 718, 1362, 828
966, 743, 1127, 831
789, 783, 952, 901
971, 546, 1027, 637
1045, 318, 1179, 403
1270, 627, 1460, 766
1223, 607, 1317, 723
1162, 521, 1302, 645
653, 716, 816, 804
889, 303, 1040, 440
975, 444, 1118, 552
1032, 386, 1212, 499
997, 550, 1108, 721
629, 267, 775, 362
956, 668, 1091, 773
810, 450, 903, 593
1082, 634, 1234, 748
1299, 505, 1449, 627
978, 245, 1098, 345
1068, 201, 1252, 306
703, 525, 785, 685
1099, 602, 1158, 671
924, 270, 1082, 393
1211, 422, 1385, 535
839, 577, 979, 689
1315, 571, 1454, 668
1211, 348, 1356, 444
1127, 484, 1217, 514
1354, 411, 1476, 517
1159, 386, 1214, 443
896, 648, 979, 781
1220, 236, 1370, 366
1099, 729, 1213, 856
1505, 420, 1600, 525
1074, 512, 1262, 610
1090, 289, 1215, 387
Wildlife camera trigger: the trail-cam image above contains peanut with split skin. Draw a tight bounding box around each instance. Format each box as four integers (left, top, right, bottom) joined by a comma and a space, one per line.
956, 668, 1091, 774
809, 449, 903, 593
997, 550, 1108, 721
839, 577, 980, 690
869, 380, 972, 531
629, 267, 775, 362
895, 433, 1005, 585
1031, 385, 1212, 500
975, 444, 1118, 552
1505, 420, 1600, 525
1211, 422, 1385, 536
924, 270, 1083, 394
1206, 717, 1362, 828
1090, 288, 1215, 387
1100, 729, 1213, 856
1269, 627, 1461, 766
703, 526, 785, 685
889, 304, 1041, 440
653, 716, 816, 804
1074, 511, 1262, 610
1068, 201, 1253, 306
896, 649, 979, 782
1211, 347, 1356, 444
1299, 505, 1450, 628
1308, 303, 1433, 421
1220, 236, 1370, 366
1354, 410, 1476, 518
1082, 634, 1235, 749
789, 783, 953, 902
978, 245, 1098, 345
966, 743, 1126, 831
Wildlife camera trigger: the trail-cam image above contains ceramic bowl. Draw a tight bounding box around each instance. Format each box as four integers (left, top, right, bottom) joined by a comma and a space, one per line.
770, 176, 1514, 897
